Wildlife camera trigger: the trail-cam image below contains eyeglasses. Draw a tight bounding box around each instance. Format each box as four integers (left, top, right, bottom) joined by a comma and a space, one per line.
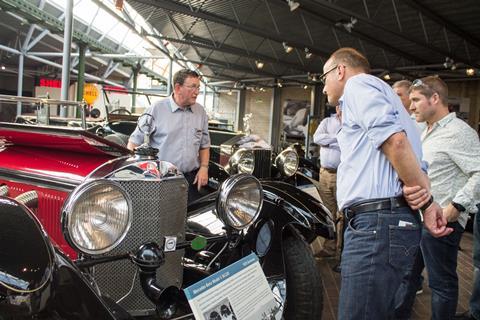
319, 65, 338, 84
182, 84, 201, 91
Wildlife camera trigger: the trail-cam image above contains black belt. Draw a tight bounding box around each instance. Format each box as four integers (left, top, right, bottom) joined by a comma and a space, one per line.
343, 196, 408, 220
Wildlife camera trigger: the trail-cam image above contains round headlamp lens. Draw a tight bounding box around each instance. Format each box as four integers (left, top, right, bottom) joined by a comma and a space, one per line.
217, 174, 263, 229
229, 149, 254, 174
275, 149, 299, 177
63, 180, 131, 255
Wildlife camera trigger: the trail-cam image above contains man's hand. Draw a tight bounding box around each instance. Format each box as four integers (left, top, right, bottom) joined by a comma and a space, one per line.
421, 202, 453, 237
193, 166, 209, 191
403, 185, 431, 210
443, 203, 460, 223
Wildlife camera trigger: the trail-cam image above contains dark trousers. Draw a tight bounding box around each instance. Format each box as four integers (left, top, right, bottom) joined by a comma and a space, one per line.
395, 222, 464, 320
338, 207, 421, 320
394, 249, 425, 319
472, 211, 480, 319
183, 169, 203, 203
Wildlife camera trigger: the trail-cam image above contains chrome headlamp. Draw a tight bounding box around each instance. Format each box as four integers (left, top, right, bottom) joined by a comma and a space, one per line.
62, 180, 132, 255
275, 148, 299, 177
216, 174, 263, 230
228, 148, 255, 174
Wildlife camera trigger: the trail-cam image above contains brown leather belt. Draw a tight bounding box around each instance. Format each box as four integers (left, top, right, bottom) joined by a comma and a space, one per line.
321, 167, 337, 174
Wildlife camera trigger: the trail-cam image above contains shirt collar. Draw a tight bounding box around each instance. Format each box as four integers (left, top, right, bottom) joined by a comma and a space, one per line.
436, 112, 456, 128
169, 95, 193, 113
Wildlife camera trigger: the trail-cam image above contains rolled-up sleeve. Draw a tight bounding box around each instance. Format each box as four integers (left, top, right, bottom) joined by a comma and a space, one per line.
200, 112, 210, 149
313, 118, 337, 146
346, 79, 404, 149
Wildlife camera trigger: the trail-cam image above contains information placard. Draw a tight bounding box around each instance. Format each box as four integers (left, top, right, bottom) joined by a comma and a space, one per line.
184, 253, 282, 320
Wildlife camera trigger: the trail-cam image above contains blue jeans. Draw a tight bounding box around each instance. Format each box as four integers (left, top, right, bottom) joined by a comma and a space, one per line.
338, 207, 421, 320
471, 212, 480, 319
423, 222, 464, 320
394, 249, 425, 319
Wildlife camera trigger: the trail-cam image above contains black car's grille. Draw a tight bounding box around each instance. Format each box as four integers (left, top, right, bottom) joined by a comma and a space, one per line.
93, 177, 188, 315
253, 149, 272, 179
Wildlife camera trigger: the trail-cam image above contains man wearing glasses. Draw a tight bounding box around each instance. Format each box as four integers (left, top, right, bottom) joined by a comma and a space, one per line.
397, 76, 480, 320
320, 47, 451, 319
128, 69, 210, 202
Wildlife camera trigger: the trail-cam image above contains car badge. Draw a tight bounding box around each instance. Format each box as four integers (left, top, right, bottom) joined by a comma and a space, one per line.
164, 236, 177, 252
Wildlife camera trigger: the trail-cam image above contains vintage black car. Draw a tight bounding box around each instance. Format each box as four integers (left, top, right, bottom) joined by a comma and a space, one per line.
0, 95, 334, 319
209, 128, 322, 201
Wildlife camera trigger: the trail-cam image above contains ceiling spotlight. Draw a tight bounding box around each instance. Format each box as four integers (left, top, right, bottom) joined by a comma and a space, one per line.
255, 60, 264, 69
277, 80, 283, 88
305, 48, 312, 59
383, 74, 391, 80
451, 63, 457, 71
227, 90, 233, 95
303, 85, 309, 90
1, 65, 5, 70
287, 0, 300, 12
282, 42, 293, 54
466, 68, 475, 76
114, 0, 124, 10
443, 57, 454, 69
335, 17, 357, 33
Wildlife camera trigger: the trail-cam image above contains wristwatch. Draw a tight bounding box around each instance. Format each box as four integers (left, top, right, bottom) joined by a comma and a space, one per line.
451, 201, 466, 212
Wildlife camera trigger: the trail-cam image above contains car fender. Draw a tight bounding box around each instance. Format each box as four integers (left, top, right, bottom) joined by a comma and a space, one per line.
186, 179, 335, 278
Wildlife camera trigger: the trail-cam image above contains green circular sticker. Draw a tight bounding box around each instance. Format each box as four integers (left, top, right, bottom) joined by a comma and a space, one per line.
191, 236, 207, 251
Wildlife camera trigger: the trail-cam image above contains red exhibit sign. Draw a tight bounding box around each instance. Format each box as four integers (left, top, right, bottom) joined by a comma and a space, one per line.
39, 78, 62, 88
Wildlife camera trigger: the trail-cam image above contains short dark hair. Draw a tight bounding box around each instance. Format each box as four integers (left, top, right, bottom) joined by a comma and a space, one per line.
330, 47, 370, 73
392, 80, 412, 90
173, 69, 200, 86
408, 76, 448, 105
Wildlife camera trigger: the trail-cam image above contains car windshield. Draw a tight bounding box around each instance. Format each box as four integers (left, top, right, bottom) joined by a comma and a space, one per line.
0, 94, 98, 128
0, 89, 167, 129
101, 88, 165, 120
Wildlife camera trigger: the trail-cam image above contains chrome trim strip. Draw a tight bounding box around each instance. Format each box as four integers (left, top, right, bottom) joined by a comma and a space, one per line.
0, 168, 79, 191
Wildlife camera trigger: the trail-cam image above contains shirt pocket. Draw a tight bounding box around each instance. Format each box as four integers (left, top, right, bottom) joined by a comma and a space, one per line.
192, 128, 202, 146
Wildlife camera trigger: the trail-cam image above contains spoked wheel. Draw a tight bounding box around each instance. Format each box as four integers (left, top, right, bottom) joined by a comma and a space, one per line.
269, 236, 323, 319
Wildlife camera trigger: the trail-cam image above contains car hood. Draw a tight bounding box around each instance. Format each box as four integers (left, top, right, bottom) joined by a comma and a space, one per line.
0, 123, 131, 157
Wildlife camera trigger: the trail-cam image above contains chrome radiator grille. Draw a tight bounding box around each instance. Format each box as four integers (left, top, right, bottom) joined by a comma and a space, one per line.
93, 177, 188, 315
253, 149, 272, 179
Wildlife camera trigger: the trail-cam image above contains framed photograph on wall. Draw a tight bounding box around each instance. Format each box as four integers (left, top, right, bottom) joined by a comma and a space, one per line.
282, 99, 310, 139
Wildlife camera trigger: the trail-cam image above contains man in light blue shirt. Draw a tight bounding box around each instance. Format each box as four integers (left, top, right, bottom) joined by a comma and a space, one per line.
128, 69, 210, 201
320, 47, 451, 320
313, 106, 342, 257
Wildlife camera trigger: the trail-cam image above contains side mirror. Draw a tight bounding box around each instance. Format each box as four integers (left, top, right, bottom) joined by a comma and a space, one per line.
90, 108, 101, 118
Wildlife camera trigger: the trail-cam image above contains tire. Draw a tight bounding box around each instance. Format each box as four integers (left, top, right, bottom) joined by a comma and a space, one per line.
283, 236, 323, 319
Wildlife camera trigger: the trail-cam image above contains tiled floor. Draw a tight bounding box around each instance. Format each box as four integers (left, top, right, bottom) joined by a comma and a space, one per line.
318, 231, 475, 319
